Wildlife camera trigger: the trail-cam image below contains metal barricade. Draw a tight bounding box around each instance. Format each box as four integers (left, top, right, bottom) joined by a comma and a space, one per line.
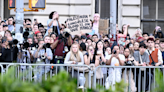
93, 66, 164, 92
0, 63, 92, 89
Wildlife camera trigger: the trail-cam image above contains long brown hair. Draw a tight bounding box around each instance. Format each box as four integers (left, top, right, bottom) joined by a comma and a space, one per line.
121, 24, 127, 34
153, 29, 156, 36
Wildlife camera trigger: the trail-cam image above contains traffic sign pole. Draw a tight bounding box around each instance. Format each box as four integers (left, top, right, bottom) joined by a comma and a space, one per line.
15, 0, 24, 33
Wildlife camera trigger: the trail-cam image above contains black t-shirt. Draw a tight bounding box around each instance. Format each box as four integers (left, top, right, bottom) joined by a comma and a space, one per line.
1, 47, 18, 62
84, 53, 95, 64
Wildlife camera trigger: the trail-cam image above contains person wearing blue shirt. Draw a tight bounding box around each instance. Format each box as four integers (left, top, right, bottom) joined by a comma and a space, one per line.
8, 17, 14, 32
46, 11, 61, 36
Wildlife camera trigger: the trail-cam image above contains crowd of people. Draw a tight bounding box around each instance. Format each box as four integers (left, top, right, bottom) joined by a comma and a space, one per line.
0, 11, 164, 91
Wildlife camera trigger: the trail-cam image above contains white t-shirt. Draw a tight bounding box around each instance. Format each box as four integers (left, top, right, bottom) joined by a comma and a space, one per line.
105, 54, 125, 84
0, 31, 5, 37
105, 54, 125, 66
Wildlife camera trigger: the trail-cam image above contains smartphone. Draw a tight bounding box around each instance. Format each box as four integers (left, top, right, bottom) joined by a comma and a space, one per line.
34, 19, 36, 22
97, 51, 101, 55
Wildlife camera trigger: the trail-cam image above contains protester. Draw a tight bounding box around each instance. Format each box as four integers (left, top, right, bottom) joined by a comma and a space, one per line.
147, 37, 163, 66
142, 32, 149, 40
1, 11, 164, 91
33, 24, 39, 33
134, 42, 139, 51
93, 40, 106, 66
51, 28, 72, 64
33, 39, 53, 80
86, 38, 92, 46
123, 48, 137, 92
92, 34, 99, 43
83, 45, 95, 87
133, 43, 151, 91
35, 31, 43, 39
89, 14, 100, 37
44, 35, 50, 44
80, 42, 87, 55
105, 47, 111, 56
133, 28, 142, 40
47, 11, 61, 36
64, 43, 84, 65
1, 37, 18, 63
105, 45, 125, 88
8, 17, 14, 32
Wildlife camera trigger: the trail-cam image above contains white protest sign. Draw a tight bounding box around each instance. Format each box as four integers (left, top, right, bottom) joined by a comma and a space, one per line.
67, 15, 92, 35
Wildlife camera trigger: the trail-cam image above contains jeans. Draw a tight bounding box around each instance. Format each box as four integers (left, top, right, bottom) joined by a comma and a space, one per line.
136, 69, 153, 91
54, 58, 64, 64
53, 58, 64, 74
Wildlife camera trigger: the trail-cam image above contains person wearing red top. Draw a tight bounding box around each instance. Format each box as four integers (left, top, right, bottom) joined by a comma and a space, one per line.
51, 29, 72, 64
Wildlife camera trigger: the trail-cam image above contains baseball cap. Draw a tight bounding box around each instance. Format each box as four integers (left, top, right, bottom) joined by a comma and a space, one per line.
35, 31, 41, 35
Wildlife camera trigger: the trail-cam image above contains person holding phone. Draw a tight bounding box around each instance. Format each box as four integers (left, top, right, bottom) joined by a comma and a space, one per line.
105, 45, 125, 88
84, 45, 95, 65
106, 45, 125, 66
46, 11, 61, 36
93, 40, 106, 67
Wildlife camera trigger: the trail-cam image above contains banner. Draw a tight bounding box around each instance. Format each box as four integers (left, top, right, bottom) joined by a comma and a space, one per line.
67, 15, 92, 35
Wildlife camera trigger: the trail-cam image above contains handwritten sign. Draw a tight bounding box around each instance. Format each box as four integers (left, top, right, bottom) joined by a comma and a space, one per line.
67, 15, 92, 35
99, 19, 109, 34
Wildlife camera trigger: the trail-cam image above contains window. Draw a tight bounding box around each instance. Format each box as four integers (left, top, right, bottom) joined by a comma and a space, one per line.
95, 0, 118, 19
141, 0, 164, 34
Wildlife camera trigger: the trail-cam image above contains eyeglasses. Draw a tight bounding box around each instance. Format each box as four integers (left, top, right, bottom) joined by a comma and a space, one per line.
89, 49, 93, 51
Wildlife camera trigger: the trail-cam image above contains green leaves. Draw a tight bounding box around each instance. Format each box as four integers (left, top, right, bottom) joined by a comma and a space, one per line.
153, 69, 164, 92
0, 67, 126, 92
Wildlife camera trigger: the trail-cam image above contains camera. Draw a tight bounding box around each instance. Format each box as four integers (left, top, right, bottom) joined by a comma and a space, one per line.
63, 32, 70, 38
62, 28, 71, 38
156, 30, 164, 38
101, 62, 106, 65
23, 41, 29, 49
41, 55, 46, 60
23, 31, 29, 40
125, 60, 134, 66
9, 39, 18, 47
43, 43, 50, 49
40, 43, 51, 60
113, 50, 117, 54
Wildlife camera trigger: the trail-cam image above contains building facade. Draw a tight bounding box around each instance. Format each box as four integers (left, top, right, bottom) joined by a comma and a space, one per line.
0, 0, 163, 37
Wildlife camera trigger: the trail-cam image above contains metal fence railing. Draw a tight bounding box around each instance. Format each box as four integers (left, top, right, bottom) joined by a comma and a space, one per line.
0, 63, 164, 92
93, 66, 164, 92
0, 63, 92, 89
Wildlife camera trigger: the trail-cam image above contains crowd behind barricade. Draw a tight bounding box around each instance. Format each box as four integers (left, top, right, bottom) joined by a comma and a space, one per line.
0, 11, 164, 91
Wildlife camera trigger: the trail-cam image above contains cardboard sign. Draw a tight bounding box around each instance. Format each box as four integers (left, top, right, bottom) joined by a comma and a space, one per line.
67, 15, 92, 35
99, 19, 109, 34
